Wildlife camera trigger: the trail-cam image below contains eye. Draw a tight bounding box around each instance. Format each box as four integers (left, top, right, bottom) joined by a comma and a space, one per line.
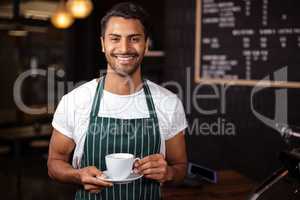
131, 37, 140, 43
110, 37, 120, 42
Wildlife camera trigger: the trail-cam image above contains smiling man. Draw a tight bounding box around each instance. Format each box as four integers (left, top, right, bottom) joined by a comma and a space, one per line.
47, 2, 188, 200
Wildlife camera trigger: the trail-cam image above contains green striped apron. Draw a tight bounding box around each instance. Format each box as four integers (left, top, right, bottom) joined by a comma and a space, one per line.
75, 77, 161, 200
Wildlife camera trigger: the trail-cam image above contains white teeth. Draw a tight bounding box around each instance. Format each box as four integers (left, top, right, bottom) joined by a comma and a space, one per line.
116, 56, 134, 61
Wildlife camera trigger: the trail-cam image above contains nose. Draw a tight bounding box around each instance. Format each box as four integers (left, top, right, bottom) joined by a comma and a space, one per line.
120, 38, 130, 53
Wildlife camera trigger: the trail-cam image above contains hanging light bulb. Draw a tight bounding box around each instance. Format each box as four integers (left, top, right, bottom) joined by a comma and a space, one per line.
51, 1, 74, 29
66, 0, 93, 19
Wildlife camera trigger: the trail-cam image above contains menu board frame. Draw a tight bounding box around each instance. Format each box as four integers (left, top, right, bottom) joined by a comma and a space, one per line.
194, 0, 300, 88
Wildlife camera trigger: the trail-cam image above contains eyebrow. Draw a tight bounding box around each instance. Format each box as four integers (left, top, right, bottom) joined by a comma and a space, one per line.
108, 33, 143, 37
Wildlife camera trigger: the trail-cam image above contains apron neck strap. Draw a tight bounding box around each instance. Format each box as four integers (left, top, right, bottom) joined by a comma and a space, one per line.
90, 77, 158, 120
143, 79, 158, 120
90, 77, 105, 117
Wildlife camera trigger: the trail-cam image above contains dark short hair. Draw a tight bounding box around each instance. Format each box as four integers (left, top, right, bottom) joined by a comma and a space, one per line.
100, 2, 150, 39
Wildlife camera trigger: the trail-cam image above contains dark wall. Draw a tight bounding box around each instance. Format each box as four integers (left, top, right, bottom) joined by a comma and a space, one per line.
163, 0, 300, 181
0, 33, 19, 123
64, 16, 99, 83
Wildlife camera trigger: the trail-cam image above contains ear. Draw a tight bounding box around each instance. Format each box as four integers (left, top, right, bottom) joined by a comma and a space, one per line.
145, 38, 150, 54
100, 37, 105, 52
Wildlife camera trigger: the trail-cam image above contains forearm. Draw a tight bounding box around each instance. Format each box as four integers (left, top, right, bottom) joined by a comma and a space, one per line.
48, 159, 81, 185
166, 163, 187, 185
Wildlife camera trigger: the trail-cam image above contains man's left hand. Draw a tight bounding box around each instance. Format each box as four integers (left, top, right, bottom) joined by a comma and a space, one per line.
134, 154, 172, 183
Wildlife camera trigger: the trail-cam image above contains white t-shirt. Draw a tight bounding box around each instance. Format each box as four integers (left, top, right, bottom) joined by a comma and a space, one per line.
52, 79, 188, 168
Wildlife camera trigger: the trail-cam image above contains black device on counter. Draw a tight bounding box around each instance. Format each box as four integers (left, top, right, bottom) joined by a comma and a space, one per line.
183, 162, 217, 186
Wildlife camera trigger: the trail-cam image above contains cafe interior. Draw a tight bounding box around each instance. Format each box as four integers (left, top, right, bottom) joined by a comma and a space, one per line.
1, 0, 300, 199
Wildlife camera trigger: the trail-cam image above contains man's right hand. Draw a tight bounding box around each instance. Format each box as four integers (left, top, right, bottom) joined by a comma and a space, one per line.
48, 130, 113, 193
78, 166, 113, 193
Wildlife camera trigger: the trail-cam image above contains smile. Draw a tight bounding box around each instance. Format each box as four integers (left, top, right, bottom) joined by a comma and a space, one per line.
113, 54, 137, 63
116, 55, 135, 61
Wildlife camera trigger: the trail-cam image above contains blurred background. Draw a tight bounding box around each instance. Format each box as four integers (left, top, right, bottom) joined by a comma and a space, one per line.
0, 0, 300, 199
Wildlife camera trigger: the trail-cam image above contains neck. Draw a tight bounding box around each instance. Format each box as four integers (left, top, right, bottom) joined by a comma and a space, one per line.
104, 67, 143, 95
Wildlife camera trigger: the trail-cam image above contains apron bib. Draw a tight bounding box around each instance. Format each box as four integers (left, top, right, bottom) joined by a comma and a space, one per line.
75, 77, 161, 200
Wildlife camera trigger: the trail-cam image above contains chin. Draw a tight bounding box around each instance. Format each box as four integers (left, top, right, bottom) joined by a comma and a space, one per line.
111, 65, 139, 77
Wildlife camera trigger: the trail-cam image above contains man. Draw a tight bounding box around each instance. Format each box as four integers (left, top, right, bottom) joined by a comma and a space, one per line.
48, 2, 188, 200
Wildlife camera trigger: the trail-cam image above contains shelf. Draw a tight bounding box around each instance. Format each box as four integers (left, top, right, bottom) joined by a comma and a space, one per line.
145, 50, 165, 57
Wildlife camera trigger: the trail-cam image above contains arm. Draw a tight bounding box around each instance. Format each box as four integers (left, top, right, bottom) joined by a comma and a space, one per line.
47, 128, 112, 192
47, 128, 79, 183
135, 131, 187, 185
165, 131, 188, 184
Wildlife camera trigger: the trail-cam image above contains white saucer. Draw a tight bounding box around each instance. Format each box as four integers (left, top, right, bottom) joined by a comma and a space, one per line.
97, 171, 143, 184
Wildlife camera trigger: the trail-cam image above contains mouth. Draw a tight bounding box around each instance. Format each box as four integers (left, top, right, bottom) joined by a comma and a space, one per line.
113, 54, 138, 64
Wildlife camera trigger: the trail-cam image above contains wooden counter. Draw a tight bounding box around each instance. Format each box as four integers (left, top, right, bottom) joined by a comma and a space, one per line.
162, 170, 256, 200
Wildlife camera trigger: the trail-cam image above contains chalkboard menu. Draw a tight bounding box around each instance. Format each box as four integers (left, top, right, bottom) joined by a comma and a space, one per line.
195, 0, 300, 87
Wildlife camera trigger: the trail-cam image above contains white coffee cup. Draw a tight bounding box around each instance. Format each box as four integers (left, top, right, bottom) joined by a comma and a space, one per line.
105, 153, 139, 179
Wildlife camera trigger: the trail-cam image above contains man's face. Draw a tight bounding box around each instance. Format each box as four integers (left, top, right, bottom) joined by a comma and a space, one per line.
101, 17, 149, 76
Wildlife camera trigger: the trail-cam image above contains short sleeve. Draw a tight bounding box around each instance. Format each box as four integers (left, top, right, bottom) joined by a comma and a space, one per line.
163, 97, 188, 140
52, 95, 75, 139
